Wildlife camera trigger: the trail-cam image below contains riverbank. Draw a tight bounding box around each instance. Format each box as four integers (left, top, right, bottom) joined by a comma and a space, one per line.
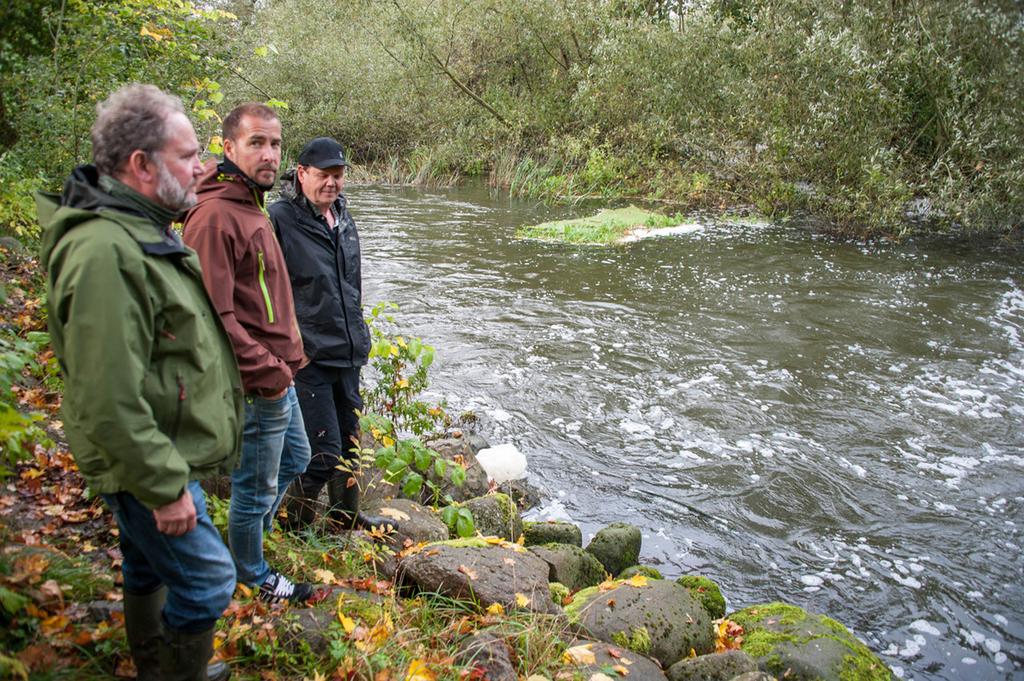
0, 242, 892, 680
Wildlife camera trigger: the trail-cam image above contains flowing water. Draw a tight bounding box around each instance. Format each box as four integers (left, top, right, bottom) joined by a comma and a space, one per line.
347, 183, 1023, 680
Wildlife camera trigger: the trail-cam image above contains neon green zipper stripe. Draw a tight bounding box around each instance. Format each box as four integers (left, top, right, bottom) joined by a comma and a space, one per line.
257, 250, 275, 324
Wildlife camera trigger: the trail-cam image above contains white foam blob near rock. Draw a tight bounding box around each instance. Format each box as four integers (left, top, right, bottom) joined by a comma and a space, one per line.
476, 443, 528, 484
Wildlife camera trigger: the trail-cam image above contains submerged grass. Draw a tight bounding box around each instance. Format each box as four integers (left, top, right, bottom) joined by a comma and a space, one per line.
516, 206, 682, 245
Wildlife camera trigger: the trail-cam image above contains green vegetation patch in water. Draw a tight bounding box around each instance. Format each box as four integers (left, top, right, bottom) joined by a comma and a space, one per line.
516, 206, 681, 245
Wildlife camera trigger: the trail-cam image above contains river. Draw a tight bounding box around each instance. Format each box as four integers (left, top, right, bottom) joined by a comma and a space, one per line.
346, 183, 1023, 680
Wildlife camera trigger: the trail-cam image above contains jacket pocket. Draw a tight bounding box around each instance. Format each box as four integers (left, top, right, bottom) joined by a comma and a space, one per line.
256, 250, 275, 324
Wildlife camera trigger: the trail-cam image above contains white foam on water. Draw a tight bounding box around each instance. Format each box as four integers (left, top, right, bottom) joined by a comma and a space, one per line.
891, 573, 922, 589
910, 620, 942, 637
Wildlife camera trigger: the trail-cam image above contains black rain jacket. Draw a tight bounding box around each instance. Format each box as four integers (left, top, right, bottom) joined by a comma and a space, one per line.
268, 170, 371, 368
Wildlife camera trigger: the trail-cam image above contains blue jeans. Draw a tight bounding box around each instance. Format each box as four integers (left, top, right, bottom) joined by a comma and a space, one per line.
229, 386, 311, 585
102, 481, 235, 633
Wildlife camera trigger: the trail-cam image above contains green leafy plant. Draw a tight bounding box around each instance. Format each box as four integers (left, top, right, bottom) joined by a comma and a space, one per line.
440, 504, 476, 538
0, 336, 52, 477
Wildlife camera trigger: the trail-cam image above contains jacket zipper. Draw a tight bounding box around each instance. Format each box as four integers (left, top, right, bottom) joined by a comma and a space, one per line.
172, 374, 186, 442
257, 250, 275, 324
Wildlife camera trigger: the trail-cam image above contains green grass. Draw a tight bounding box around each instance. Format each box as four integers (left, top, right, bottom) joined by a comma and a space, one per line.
516, 206, 682, 245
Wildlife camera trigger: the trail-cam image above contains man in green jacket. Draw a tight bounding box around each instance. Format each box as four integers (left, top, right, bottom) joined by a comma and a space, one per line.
38, 84, 243, 681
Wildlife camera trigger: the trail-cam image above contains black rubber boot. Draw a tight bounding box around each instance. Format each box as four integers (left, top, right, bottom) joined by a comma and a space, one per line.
124, 587, 167, 681
326, 472, 360, 529
281, 478, 320, 530
159, 625, 230, 681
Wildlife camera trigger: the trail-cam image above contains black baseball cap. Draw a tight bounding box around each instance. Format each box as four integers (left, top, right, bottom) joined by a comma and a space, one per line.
297, 137, 350, 169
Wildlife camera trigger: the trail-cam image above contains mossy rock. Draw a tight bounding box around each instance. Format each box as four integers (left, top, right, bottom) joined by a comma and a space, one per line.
585, 522, 641, 577
523, 520, 583, 547
676, 575, 726, 619
564, 578, 714, 668
461, 493, 523, 542
619, 565, 664, 580
666, 650, 759, 681
529, 543, 606, 591
731, 602, 892, 681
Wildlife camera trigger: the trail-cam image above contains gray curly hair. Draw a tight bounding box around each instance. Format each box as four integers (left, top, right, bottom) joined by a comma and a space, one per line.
91, 84, 185, 176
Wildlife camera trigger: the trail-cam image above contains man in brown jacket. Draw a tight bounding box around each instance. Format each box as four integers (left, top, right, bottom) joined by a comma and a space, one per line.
182, 103, 313, 603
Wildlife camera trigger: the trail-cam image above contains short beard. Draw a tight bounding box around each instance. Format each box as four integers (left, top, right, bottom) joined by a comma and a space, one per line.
153, 155, 197, 213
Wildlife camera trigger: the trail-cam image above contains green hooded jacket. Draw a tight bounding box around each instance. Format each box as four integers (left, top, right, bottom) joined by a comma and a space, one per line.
38, 166, 244, 510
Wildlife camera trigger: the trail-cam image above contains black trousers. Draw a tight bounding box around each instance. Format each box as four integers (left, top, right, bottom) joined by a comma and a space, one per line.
293, 362, 362, 492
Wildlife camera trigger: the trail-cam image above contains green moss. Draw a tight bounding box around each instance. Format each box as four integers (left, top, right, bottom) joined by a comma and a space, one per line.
732, 602, 808, 627
741, 629, 802, 658
610, 626, 652, 655
516, 206, 680, 245
676, 575, 726, 619
549, 582, 570, 605
618, 565, 663, 580
562, 584, 602, 623
432, 537, 492, 549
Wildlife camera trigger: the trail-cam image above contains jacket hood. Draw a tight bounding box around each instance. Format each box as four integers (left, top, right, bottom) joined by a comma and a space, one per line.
194, 159, 269, 209
38, 165, 149, 263
39, 165, 188, 264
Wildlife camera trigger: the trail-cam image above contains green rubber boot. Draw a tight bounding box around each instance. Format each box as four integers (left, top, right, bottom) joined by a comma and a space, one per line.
124, 587, 167, 681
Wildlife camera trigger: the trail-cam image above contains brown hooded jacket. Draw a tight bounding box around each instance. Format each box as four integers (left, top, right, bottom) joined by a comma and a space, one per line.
182, 160, 306, 396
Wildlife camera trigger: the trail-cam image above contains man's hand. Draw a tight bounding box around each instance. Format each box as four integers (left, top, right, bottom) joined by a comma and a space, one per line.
153, 488, 197, 536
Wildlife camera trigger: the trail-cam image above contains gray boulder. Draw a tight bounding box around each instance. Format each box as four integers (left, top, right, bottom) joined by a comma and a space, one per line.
460, 493, 523, 541
454, 631, 516, 681
565, 578, 714, 668
585, 522, 641, 576
564, 639, 669, 681
398, 539, 560, 615
358, 498, 449, 551
731, 603, 892, 681
730, 673, 777, 681
523, 520, 582, 547
529, 543, 606, 591
667, 650, 759, 681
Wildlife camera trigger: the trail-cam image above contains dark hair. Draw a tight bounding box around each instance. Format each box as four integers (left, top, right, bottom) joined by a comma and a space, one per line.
222, 103, 279, 141
91, 84, 185, 176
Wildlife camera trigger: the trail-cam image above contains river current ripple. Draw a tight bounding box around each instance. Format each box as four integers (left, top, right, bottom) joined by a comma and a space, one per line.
346, 184, 1023, 680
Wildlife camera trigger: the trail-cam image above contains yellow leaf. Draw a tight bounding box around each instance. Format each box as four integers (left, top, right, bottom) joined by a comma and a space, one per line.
337, 595, 357, 634
484, 536, 504, 544
563, 643, 596, 665
612, 665, 630, 676
314, 568, 337, 584
354, 612, 393, 652
598, 579, 618, 592
40, 614, 69, 635
404, 659, 435, 681
515, 593, 531, 607
383, 436, 396, 447
236, 583, 252, 598
379, 507, 411, 522
624, 574, 648, 587
485, 602, 505, 615
396, 336, 408, 348
389, 345, 399, 357
338, 612, 356, 634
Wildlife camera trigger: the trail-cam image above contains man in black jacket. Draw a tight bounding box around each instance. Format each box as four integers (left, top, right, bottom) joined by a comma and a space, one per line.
269, 137, 371, 528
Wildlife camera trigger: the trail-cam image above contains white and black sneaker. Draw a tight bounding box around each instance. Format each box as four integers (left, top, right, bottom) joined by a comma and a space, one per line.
258, 570, 314, 604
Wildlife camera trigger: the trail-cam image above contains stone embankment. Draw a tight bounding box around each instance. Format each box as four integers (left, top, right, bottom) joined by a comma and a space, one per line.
342, 432, 894, 681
